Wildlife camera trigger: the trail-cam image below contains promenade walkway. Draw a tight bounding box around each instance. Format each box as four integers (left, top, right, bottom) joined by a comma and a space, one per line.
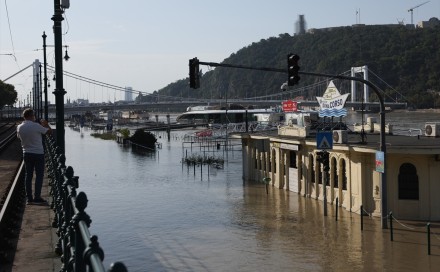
0, 138, 61, 272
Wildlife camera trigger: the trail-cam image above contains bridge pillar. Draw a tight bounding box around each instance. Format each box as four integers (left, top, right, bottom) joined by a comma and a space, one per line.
351, 65, 369, 104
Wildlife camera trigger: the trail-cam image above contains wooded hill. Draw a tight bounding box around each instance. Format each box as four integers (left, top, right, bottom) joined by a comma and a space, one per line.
138, 24, 440, 109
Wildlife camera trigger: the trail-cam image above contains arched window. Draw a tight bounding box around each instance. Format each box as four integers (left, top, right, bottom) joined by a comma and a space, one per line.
341, 159, 347, 190
398, 163, 419, 200
332, 157, 338, 188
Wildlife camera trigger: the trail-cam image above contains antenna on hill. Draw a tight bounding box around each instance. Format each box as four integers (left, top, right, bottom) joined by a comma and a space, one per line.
408, 1, 430, 25
355, 8, 361, 24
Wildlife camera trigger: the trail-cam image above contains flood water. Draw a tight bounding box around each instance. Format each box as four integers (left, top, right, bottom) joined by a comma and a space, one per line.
64, 111, 440, 272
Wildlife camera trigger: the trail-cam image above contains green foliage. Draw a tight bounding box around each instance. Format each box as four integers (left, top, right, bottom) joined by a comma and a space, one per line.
0, 80, 17, 109
130, 129, 157, 149
91, 132, 116, 140
182, 154, 224, 166
138, 25, 440, 109
118, 128, 131, 139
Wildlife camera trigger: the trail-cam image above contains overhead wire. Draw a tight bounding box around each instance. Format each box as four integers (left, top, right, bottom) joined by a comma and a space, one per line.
3, 0, 20, 70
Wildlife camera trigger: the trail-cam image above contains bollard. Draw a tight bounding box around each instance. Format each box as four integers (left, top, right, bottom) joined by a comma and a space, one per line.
360, 205, 363, 231
389, 212, 394, 241
262, 177, 271, 195
427, 223, 431, 255
335, 197, 338, 221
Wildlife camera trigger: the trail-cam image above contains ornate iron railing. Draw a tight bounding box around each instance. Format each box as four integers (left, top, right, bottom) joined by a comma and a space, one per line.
45, 135, 127, 272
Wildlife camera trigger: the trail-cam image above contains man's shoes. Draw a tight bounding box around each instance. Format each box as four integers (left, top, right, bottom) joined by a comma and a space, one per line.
33, 197, 48, 205
26, 198, 33, 205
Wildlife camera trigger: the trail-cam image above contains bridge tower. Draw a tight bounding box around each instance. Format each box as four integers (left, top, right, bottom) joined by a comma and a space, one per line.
350, 65, 369, 103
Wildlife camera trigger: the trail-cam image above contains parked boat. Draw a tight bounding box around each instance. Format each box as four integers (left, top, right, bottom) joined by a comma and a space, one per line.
176, 105, 283, 126
177, 105, 284, 138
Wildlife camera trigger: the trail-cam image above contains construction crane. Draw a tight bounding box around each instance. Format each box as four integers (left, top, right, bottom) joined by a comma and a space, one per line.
408, 1, 430, 25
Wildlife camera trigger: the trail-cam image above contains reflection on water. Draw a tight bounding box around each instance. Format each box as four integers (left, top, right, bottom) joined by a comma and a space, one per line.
65, 111, 440, 272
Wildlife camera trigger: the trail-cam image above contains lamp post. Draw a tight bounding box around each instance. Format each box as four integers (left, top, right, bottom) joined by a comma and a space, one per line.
39, 63, 43, 119
42, 32, 49, 120
52, 0, 67, 154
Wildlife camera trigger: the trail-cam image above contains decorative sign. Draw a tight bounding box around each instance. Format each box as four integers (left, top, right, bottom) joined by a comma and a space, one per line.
282, 100, 298, 112
375, 151, 385, 173
316, 81, 350, 117
280, 143, 299, 151
316, 131, 333, 149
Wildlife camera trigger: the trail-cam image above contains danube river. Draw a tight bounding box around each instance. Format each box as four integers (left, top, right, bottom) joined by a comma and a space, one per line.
65, 110, 440, 272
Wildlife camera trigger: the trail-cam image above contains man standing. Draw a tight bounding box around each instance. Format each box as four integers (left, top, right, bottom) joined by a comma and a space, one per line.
17, 108, 52, 204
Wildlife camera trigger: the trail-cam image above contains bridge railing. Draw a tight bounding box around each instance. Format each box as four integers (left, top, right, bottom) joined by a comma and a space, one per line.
44, 135, 128, 272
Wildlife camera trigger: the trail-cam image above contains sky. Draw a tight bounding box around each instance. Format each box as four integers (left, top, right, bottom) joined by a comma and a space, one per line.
1, 0, 439, 104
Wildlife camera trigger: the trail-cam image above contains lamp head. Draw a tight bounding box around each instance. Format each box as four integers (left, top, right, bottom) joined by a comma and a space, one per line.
64, 49, 70, 61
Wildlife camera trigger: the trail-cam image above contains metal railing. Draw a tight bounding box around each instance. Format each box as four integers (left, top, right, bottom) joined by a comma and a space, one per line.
45, 135, 127, 272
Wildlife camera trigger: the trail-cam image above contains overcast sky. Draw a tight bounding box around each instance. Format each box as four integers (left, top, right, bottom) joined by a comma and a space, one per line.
1, 0, 439, 103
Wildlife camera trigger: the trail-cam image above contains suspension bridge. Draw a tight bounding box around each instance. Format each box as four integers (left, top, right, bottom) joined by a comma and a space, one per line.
3, 60, 407, 115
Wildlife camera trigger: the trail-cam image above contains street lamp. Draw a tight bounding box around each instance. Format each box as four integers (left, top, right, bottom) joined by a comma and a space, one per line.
41, 31, 70, 120
52, 0, 70, 154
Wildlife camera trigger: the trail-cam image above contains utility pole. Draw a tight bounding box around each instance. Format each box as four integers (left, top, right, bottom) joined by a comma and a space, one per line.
42, 32, 49, 120
52, 0, 67, 154
39, 63, 43, 119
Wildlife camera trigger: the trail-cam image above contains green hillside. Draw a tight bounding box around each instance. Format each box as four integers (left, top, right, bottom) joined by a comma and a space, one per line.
139, 24, 440, 109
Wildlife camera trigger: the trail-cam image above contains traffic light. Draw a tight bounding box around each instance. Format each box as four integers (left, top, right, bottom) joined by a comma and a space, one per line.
189, 57, 200, 89
287, 53, 300, 86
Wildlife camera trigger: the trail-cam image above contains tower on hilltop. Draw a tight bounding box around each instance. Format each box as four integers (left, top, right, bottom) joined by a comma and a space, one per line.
295, 15, 307, 35
124, 87, 133, 102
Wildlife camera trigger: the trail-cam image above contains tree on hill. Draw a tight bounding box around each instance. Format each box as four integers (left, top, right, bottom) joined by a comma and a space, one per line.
137, 24, 440, 109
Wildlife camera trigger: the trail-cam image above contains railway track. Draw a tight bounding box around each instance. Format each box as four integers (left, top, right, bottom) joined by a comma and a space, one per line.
0, 123, 17, 151
0, 122, 25, 266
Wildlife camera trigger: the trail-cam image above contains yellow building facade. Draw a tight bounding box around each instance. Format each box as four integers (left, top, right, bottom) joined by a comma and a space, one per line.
240, 133, 440, 221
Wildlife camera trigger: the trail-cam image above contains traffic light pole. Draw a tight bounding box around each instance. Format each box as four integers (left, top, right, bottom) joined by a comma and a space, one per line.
300, 70, 387, 229
192, 60, 387, 229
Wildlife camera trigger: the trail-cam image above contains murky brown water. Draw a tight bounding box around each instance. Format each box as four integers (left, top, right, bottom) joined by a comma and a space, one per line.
65, 111, 440, 272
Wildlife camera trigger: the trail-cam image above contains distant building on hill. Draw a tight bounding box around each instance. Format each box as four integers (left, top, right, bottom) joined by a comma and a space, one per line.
295, 15, 307, 35
417, 17, 440, 28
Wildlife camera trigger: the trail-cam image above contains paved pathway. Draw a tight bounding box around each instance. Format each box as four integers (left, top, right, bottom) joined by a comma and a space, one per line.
0, 137, 61, 272
11, 177, 61, 272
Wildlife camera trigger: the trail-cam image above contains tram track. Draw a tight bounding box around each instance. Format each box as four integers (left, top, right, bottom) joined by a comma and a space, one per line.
0, 122, 25, 266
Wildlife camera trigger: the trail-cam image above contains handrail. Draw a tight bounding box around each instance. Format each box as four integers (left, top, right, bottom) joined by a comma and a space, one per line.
44, 135, 127, 272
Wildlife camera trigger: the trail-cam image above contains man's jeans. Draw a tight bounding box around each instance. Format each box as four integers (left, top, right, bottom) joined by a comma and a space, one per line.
24, 153, 45, 200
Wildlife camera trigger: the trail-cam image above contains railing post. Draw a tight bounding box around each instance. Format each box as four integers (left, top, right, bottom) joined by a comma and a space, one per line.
71, 192, 91, 272
360, 205, 363, 231
108, 262, 128, 272
389, 212, 393, 241
427, 222, 431, 255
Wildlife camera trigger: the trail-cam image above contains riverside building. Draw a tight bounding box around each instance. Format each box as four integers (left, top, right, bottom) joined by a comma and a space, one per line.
237, 82, 440, 221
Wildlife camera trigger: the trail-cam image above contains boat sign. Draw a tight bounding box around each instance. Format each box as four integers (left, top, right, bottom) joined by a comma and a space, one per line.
316, 81, 349, 117
316, 131, 333, 149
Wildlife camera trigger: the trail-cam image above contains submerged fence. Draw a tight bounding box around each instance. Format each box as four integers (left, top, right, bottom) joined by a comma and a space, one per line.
45, 135, 128, 272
